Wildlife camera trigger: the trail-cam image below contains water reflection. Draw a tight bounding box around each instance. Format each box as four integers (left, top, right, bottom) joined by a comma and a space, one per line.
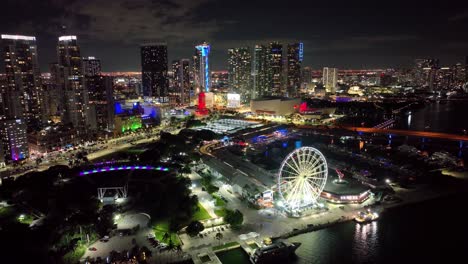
407, 112, 412, 127
353, 222, 378, 263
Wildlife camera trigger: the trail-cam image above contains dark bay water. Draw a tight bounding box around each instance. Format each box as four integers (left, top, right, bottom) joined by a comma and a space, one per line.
285, 102, 468, 263
289, 193, 468, 264
397, 100, 468, 134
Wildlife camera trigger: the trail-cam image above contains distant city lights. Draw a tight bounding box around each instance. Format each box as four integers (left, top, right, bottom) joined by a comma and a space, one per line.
1, 34, 36, 41
58, 35, 77, 41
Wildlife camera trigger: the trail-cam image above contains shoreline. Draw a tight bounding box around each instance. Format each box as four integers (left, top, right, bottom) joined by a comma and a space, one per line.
274, 186, 461, 241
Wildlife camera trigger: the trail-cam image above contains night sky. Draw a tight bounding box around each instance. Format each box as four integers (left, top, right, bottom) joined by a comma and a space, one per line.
2, 0, 468, 71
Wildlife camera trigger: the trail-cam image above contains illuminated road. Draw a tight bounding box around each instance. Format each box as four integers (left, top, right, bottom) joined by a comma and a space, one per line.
3, 126, 182, 179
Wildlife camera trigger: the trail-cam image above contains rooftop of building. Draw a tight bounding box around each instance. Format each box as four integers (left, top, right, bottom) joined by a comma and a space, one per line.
322, 175, 370, 196
251, 96, 300, 102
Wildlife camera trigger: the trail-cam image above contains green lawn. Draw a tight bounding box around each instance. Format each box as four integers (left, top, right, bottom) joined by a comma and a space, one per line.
0, 206, 14, 218
153, 220, 181, 246
63, 244, 86, 264
212, 241, 240, 251
214, 207, 227, 217
213, 194, 226, 207
192, 202, 211, 221
17, 214, 34, 225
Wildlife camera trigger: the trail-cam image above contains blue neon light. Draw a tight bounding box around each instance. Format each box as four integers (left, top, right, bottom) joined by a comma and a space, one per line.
299, 42, 304, 62
295, 140, 302, 149
196, 44, 211, 92
79, 165, 170, 176
114, 102, 123, 114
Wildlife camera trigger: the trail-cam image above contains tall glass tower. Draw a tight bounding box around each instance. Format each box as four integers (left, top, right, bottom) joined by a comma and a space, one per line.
57, 35, 88, 131
287, 43, 303, 97
269, 42, 283, 96
141, 43, 169, 100
228, 47, 251, 102
194, 42, 211, 92
0, 34, 43, 127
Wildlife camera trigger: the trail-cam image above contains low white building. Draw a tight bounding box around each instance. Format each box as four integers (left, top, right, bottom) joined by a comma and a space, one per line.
250, 97, 301, 116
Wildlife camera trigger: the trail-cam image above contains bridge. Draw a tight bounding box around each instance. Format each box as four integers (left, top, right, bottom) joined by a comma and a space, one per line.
296, 124, 468, 143
341, 127, 468, 142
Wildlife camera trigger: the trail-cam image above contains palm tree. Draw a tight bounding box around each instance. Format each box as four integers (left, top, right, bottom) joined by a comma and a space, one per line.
162, 232, 170, 242
167, 238, 176, 262
215, 232, 223, 245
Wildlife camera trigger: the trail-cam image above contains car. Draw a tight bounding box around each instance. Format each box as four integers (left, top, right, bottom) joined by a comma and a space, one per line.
99, 236, 110, 242
89, 247, 97, 251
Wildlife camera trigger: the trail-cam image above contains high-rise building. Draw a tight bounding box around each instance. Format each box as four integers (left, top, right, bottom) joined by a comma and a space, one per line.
82, 55, 113, 131
193, 42, 211, 92
82, 56, 102, 77
286, 43, 303, 97
0, 118, 28, 161
301, 67, 313, 85
323, 67, 338, 93
171, 59, 191, 105
228, 47, 252, 102
56, 35, 89, 131
465, 56, 468, 82
211, 71, 229, 90
86, 75, 114, 131
0, 34, 44, 127
252, 45, 270, 98
141, 43, 168, 100
414, 58, 439, 91
269, 42, 283, 96
0, 74, 8, 121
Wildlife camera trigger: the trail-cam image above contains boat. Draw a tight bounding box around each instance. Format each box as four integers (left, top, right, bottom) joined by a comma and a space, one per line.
354, 209, 379, 224
250, 240, 301, 264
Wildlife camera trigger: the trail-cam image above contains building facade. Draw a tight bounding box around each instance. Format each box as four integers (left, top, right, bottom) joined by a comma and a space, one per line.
228, 47, 252, 103
286, 43, 303, 97
0, 118, 29, 161
141, 43, 168, 100
171, 59, 191, 105
252, 45, 270, 99
86, 75, 114, 131
323, 67, 338, 93
82, 56, 102, 77
193, 42, 211, 92
56, 36, 89, 131
0, 34, 44, 128
269, 42, 283, 96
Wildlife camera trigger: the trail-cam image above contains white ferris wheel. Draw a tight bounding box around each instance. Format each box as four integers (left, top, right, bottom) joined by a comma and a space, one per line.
277, 147, 328, 210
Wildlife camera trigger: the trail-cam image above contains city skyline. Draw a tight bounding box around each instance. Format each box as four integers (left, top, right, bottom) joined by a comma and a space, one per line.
1, 1, 468, 71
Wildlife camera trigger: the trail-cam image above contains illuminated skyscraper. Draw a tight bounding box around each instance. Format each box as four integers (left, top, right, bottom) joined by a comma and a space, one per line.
287, 43, 303, 97
56, 35, 88, 131
141, 43, 169, 100
193, 42, 211, 92
465, 56, 468, 82
253, 45, 270, 98
323, 67, 338, 93
171, 59, 191, 104
86, 75, 114, 131
82, 56, 101, 77
414, 58, 439, 91
0, 118, 28, 161
301, 67, 313, 85
0, 34, 44, 127
228, 47, 251, 102
269, 42, 283, 96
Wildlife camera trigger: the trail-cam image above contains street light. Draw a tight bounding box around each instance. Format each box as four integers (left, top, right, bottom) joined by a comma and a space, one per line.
385, 179, 391, 184
114, 214, 121, 222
